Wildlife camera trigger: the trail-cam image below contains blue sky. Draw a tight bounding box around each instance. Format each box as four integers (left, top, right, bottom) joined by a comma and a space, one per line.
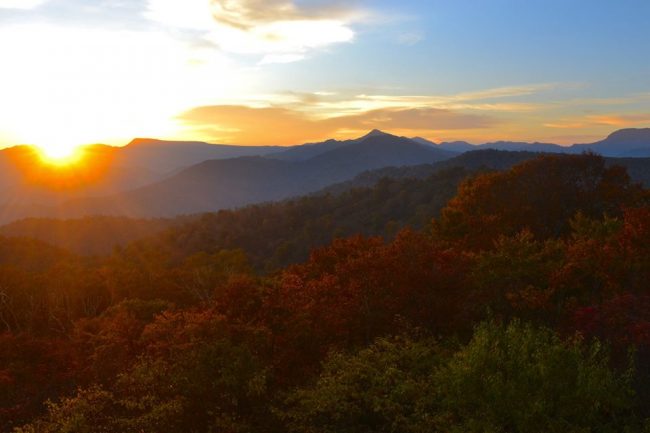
0, 0, 649, 152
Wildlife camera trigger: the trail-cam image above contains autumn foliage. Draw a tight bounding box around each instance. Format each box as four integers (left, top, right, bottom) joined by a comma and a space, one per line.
2, 154, 650, 432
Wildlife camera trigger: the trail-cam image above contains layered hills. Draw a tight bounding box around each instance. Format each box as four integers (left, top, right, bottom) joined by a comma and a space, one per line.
0, 128, 648, 224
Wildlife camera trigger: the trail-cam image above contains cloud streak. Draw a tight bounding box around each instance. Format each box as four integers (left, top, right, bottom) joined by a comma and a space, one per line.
545, 113, 650, 129
177, 104, 498, 145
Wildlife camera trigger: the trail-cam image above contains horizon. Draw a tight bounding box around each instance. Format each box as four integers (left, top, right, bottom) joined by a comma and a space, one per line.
5, 126, 650, 152
1, 0, 649, 156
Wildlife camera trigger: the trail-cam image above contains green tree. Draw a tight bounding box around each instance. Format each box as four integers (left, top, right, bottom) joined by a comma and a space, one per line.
283, 335, 441, 433
283, 321, 638, 433
436, 321, 636, 433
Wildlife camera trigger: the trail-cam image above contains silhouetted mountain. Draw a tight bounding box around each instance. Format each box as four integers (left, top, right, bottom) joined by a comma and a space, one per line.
409, 137, 436, 147
118, 138, 284, 173
411, 137, 565, 153
305, 132, 455, 172
411, 136, 475, 153
268, 139, 350, 161
412, 128, 650, 156
269, 129, 430, 161
44, 131, 454, 219
437, 141, 477, 152
0, 139, 285, 209
1, 128, 648, 224
572, 128, 650, 157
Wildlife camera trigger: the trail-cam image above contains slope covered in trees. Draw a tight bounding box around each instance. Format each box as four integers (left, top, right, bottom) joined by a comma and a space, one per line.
0, 217, 179, 256
3, 151, 649, 259
3, 153, 650, 432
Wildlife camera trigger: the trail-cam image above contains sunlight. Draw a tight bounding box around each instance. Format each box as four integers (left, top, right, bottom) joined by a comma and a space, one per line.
37, 143, 83, 166
0, 24, 246, 149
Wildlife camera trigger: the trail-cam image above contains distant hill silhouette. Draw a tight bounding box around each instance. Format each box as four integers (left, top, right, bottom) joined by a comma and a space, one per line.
0, 128, 648, 223
413, 128, 650, 156
53, 131, 453, 218
117, 138, 284, 174
572, 128, 650, 157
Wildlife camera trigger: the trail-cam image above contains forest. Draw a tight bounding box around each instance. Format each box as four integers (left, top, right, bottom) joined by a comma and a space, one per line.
2, 153, 650, 432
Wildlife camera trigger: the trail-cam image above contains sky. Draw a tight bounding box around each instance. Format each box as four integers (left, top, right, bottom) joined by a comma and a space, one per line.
0, 0, 649, 153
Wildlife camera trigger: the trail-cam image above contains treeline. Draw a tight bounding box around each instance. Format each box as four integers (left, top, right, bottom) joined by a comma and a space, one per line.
0, 167, 467, 263
2, 153, 650, 432
126, 166, 468, 271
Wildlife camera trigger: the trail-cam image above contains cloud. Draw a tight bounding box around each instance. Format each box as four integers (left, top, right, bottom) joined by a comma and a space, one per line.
177, 104, 498, 145
247, 85, 552, 119
334, 107, 496, 131
545, 113, 650, 129
0, 0, 47, 9
587, 114, 650, 127
146, 0, 361, 63
178, 105, 335, 144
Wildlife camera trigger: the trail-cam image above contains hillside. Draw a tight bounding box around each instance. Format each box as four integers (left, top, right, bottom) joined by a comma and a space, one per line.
0, 216, 182, 256
1, 129, 648, 225
119, 166, 470, 270
4, 153, 650, 433
5, 150, 649, 261
324, 150, 650, 194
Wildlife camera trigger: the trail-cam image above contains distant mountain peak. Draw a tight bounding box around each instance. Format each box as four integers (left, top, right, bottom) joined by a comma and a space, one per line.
603, 128, 650, 143
359, 129, 392, 140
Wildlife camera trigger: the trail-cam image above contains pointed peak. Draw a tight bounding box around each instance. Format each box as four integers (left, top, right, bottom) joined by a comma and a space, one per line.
359, 129, 392, 140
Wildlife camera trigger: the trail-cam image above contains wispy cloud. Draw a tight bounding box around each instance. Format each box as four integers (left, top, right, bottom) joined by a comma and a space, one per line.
545, 113, 650, 129
146, 0, 363, 63
587, 113, 650, 126
241, 84, 555, 117
177, 104, 498, 145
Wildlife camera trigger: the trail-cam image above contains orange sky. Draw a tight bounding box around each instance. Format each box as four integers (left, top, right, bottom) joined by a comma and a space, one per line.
0, 0, 649, 153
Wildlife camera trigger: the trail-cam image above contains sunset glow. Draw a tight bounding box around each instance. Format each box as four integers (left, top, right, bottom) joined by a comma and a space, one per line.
37, 143, 82, 165
0, 1, 648, 148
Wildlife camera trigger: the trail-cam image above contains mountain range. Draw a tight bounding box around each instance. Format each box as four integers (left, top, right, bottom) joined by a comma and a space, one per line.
415, 128, 650, 157
0, 128, 648, 224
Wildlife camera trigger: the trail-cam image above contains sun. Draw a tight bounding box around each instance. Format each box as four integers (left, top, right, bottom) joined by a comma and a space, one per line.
37, 143, 83, 166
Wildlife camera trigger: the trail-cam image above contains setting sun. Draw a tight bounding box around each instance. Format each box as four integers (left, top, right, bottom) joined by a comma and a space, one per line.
37, 143, 82, 165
